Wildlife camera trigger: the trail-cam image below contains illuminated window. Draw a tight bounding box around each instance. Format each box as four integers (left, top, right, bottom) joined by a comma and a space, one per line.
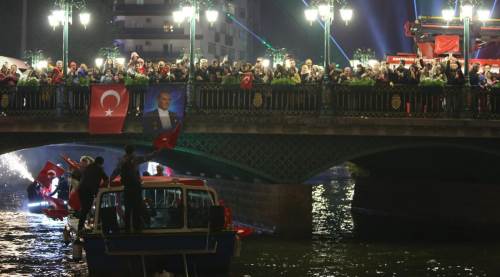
163, 21, 174, 32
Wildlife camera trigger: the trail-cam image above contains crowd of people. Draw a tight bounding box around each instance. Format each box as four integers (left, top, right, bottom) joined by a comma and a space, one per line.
1, 51, 499, 88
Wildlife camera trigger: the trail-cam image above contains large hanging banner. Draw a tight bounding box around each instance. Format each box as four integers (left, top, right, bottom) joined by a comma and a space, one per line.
434, 35, 460, 55
89, 84, 129, 134
143, 84, 186, 149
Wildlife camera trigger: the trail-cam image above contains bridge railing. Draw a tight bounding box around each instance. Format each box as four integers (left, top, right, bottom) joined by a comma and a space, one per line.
470, 87, 500, 119
0, 85, 90, 116
193, 83, 321, 115
1, 84, 499, 119
329, 85, 463, 118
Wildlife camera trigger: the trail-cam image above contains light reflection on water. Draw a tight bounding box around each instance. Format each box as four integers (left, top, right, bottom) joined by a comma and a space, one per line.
231, 180, 500, 276
312, 180, 355, 239
1, 179, 500, 276
0, 211, 87, 276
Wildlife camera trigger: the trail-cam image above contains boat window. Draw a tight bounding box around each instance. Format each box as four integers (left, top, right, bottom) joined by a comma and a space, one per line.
142, 187, 184, 229
187, 190, 215, 228
99, 191, 125, 234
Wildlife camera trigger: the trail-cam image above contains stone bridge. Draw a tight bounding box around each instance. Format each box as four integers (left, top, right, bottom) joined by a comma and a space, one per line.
2, 84, 500, 184
3, 84, 500, 236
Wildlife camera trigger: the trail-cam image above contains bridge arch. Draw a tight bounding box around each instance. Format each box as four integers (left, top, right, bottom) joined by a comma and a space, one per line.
2, 132, 500, 184
304, 141, 500, 183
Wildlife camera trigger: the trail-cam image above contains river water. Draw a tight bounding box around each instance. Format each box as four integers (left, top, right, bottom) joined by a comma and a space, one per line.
1, 180, 500, 276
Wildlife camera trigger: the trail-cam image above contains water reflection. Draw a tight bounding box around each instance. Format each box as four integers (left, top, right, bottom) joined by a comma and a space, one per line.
312, 180, 355, 239
0, 211, 87, 276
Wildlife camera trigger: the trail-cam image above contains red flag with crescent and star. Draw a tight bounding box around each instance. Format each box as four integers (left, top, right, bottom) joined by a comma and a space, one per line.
36, 161, 65, 192
89, 84, 129, 134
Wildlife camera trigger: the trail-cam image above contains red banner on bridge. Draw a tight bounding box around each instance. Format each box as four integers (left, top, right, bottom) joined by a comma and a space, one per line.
89, 84, 129, 134
434, 35, 460, 54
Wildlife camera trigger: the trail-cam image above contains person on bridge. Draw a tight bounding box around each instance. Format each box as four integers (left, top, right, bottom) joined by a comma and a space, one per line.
78, 157, 108, 232
155, 165, 164, 176
110, 145, 159, 232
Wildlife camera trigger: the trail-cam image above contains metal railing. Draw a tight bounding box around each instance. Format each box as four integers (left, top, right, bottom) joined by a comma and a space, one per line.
0, 85, 89, 116
330, 85, 462, 118
193, 83, 322, 115
1, 84, 499, 119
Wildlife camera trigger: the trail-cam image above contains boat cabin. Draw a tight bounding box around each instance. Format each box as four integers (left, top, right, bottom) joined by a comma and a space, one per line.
92, 176, 224, 234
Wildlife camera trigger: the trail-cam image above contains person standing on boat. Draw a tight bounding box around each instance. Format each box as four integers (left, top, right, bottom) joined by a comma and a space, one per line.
78, 157, 108, 232
110, 145, 158, 232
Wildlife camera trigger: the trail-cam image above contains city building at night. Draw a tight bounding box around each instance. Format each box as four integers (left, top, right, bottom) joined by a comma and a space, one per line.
112, 0, 261, 61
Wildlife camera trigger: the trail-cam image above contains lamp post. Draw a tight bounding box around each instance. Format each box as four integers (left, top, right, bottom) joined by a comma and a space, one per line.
173, 0, 219, 109
48, 0, 90, 76
441, 1, 490, 87
305, 0, 353, 82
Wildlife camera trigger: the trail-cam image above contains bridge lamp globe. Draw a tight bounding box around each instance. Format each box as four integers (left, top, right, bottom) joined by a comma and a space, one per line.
441, 9, 455, 22
340, 8, 353, 25
318, 4, 332, 21
173, 10, 185, 26
52, 9, 65, 24
182, 6, 195, 20
79, 12, 90, 28
304, 8, 318, 25
461, 4, 474, 19
48, 14, 59, 29
206, 10, 219, 25
95, 58, 104, 68
477, 9, 490, 22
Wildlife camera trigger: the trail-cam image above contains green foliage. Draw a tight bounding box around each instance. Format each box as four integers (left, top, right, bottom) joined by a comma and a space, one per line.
125, 74, 149, 87
17, 77, 39, 87
221, 75, 240, 86
79, 77, 90, 87
271, 78, 297, 86
347, 78, 375, 86
419, 78, 446, 87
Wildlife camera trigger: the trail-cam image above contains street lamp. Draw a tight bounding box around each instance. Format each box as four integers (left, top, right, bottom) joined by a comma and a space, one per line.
441, 1, 490, 86
47, 0, 90, 76
172, 0, 221, 107
305, 0, 353, 82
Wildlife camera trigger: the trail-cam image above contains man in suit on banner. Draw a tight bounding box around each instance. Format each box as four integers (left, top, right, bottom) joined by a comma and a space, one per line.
143, 90, 179, 136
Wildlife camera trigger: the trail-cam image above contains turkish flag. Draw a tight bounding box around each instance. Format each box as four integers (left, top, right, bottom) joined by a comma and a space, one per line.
153, 124, 181, 150
36, 161, 65, 191
89, 84, 129, 134
435, 35, 460, 54
60, 154, 79, 170
240, 72, 253, 90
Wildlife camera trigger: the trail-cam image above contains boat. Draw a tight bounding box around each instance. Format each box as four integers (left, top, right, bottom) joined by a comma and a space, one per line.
79, 176, 240, 276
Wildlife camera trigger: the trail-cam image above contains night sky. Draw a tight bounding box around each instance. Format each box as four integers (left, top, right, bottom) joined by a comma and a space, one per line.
0, 0, 498, 65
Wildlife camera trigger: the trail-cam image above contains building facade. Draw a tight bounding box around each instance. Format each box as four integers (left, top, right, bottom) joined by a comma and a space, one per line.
113, 0, 260, 62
